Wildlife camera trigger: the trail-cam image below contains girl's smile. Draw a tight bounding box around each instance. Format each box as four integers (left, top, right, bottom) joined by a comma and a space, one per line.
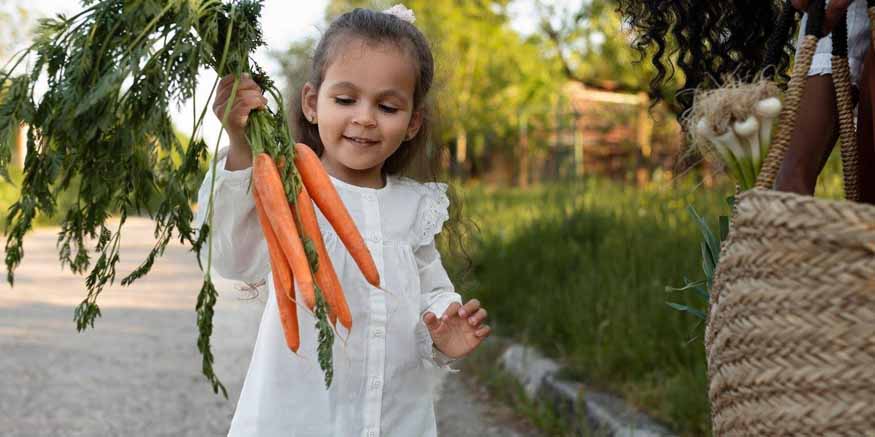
342, 135, 380, 146
302, 38, 423, 189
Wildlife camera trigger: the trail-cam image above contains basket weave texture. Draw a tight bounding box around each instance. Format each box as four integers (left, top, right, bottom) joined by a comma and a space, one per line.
705, 188, 875, 436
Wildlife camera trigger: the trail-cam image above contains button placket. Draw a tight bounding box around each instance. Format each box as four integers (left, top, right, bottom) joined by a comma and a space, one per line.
370, 376, 382, 390
361, 190, 386, 435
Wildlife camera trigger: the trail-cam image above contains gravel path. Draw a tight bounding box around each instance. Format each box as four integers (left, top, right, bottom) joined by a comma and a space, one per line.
0, 217, 540, 436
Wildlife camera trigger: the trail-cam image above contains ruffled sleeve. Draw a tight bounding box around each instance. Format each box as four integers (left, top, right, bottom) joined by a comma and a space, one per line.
411, 182, 458, 316
412, 182, 451, 249
193, 147, 270, 284
409, 181, 462, 368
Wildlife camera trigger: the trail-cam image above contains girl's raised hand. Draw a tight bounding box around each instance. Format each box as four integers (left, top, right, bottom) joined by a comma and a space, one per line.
423, 299, 491, 359
791, 0, 850, 34
212, 73, 268, 150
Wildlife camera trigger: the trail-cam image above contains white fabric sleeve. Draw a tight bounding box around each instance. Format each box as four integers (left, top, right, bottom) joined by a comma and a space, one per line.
412, 182, 463, 369
192, 147, 269, 284
796, 0, 870, 85
413, 182, 461, 317
416, 240, 462, 318
415, 241, 462, 371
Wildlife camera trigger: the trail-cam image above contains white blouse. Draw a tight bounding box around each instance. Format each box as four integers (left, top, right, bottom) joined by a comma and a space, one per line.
797, 0, 871, 85
193, 147, 462, 437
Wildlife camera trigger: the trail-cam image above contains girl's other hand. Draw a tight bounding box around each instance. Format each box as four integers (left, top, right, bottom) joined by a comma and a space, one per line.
423, 299, 491, 359
212, 73, 268, 153
791, 0, 851, 34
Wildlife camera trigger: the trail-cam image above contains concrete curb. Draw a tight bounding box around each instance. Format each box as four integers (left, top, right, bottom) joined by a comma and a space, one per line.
498, 343, 676, 437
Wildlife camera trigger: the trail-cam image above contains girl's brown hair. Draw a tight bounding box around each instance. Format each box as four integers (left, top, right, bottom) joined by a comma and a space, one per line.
290, 8, 474, 281
291, 8, 434, 176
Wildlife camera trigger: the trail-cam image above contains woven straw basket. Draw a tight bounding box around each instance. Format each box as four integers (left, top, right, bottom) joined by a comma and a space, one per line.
705, 1, 875, 435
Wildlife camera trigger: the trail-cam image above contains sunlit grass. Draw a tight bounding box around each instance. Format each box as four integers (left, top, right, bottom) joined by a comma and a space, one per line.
444, 159, 845, 436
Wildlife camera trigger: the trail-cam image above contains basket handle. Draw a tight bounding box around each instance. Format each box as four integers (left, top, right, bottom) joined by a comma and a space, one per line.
756, 0, 827, 190
831, 6, 862, 201
756, 0, 862, 201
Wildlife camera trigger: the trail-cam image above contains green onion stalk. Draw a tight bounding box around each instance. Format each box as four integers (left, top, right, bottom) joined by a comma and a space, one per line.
670, 86, 782, 322
685, 77, 783, 191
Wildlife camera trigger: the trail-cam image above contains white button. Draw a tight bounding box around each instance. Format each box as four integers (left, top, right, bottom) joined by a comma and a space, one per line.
373, 328, 385, 338
363, 193, 377, 201
370, 377, 382, 390
367, 430, 378, 437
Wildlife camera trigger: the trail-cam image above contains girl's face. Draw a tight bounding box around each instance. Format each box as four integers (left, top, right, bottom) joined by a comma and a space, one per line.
301, 38, 422, 187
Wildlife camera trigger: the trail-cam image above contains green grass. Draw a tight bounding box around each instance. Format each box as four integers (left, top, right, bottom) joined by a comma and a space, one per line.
443, 176, 731, 436
444, 155, 848, 436
0, 168, 80, 231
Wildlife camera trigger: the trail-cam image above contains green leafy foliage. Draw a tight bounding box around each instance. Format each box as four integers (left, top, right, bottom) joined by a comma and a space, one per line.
666, 198, 734, 323
314, 285, 334, 388
0, 0, 330, 395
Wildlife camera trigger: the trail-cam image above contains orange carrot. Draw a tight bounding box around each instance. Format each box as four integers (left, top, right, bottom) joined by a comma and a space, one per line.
253, 187, 300, 352
253, 152, 316, 309
293, 143, 381, 288
293, 184, 352, 330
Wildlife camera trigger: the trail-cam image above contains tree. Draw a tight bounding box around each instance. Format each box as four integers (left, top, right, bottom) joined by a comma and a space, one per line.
535, 0, 684, 109
275, 0, 566, 183
0, 3, 29, 61
272, 37, 318, 112
413, 0, 563, 179
1, 2, 32, 170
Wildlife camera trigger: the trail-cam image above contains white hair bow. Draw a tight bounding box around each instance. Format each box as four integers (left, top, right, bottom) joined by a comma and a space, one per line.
383, 4, 416, 24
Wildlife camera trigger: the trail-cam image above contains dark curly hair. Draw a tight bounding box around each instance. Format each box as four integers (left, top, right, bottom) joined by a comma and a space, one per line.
616, 0, 800, 117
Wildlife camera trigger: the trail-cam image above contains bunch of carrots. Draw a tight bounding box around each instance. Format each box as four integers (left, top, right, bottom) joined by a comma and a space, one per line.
250, 142, 380, 383
0, 0, 381, 393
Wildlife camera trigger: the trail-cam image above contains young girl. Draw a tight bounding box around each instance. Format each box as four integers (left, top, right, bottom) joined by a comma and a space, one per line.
193, 6, 491, 436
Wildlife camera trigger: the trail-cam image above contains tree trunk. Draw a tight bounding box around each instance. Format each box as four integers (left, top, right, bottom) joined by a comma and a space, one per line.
574, 124, 584, 177
11, 123, 26, 169
455, 126, 467, 178
637, 92, 653, 159
455, 127, 467, 163
518, 115, 529, 188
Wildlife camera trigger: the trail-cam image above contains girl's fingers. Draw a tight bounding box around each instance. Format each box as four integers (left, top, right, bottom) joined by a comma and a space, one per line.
216, 94, 268, 125
218, 73, 259, 91
422, 311, 442, 332
230, 95, 269, 114
458, 299, 480, 318
237, 78, 263, 92
475, 325, 491, 338
227, 97, 268, 128
215, 75, 263, 107
214, 87, 265, 112
442, 302, 461, 321
468, 308, 487, 327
